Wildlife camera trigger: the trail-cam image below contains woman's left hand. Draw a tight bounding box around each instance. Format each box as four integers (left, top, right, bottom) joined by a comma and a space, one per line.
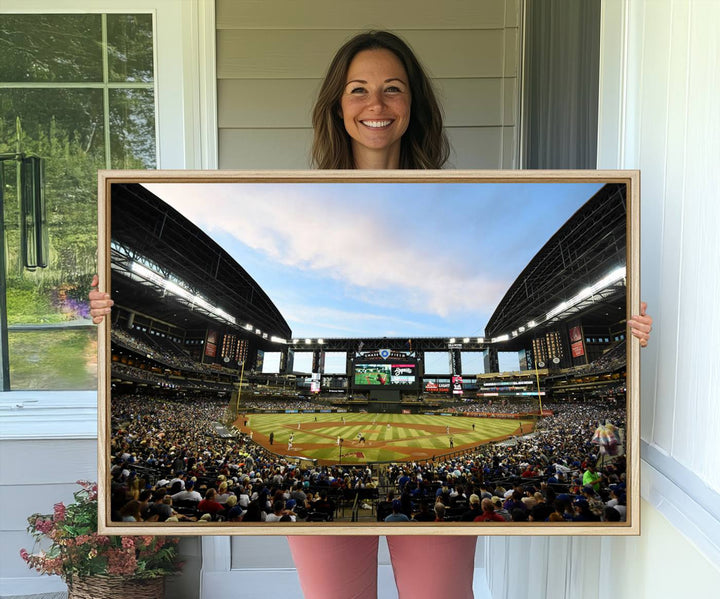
628, 301, 653, 348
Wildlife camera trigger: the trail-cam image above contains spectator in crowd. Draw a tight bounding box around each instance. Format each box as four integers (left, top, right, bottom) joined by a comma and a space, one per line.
461, 495, 483, 521
384, 499, 411, 522
412, 501, 435, 522
474, 499, 505, 522
119, 500, 143, 522
172, 479, 201, 502
197, 488, 224, 517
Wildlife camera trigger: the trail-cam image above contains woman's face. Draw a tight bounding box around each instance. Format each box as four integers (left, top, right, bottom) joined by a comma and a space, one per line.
340, 48, 411, 167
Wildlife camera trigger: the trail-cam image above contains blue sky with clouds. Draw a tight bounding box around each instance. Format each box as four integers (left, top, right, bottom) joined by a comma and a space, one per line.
143, 181, 602, 339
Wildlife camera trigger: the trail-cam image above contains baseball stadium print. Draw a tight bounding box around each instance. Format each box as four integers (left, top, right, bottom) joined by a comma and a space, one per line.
97, 170, 640, 536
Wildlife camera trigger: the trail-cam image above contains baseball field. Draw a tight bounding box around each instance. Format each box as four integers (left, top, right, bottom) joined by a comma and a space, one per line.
234, 412, 535, 465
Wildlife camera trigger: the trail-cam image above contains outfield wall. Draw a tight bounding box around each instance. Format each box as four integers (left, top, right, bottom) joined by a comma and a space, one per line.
238, 407, 553, 418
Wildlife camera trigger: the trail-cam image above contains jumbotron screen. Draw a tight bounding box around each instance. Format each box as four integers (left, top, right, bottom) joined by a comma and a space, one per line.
353, 362, 417, 387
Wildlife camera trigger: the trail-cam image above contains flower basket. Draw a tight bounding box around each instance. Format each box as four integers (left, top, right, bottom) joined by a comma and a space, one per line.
68, 574, 164, 599
21, 481, 182, 593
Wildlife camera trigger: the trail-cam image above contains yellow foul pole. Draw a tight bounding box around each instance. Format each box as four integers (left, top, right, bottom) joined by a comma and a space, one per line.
235, 360, 245, 416
534, 362, 544, 416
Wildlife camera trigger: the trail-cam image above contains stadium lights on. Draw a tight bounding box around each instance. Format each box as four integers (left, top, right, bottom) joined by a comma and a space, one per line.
317, 338, 325, 344
463, 337, 470, 343
449, 338, 456, 343
527, 320, 537, 329
491, 334, 510, 343
245, 324, 253, 330
304, 338, 312, 344
292, 339, 298, 344
130, 262, 236, 325
271, 336, 288, 344
476, 337, 484, 343
545, 266, 626, 320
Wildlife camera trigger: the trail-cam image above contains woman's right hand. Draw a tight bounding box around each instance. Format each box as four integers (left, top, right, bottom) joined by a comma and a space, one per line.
89, 274, 113, 324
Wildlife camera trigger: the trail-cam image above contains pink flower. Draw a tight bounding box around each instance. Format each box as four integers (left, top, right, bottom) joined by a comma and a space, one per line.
19, 549, 29, 562
43, 556, 64, 576
53, 502, 66, 522
107, 548, 137, 576
34, 518, 53, 535
121, 537, 135, 550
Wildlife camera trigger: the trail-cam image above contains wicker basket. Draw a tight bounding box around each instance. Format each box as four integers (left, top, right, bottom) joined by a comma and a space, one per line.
67, 575, 165, 599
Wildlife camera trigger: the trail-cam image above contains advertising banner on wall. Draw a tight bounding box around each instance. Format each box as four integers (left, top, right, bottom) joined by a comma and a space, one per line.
569, 326, 585, 357
205, 329, 218, 358
310, 372, 320, 393
452, 375, 463, 395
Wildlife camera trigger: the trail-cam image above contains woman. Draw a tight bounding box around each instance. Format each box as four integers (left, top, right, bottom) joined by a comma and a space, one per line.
90, 30, 653, 599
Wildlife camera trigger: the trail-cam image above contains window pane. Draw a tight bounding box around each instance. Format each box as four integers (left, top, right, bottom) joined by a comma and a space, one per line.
8, 330, 97, 390
0, 89, 107, 160
2, 88, 104, 390
0, 14, 102, 82
109, 88, 156, 168
107, 14, 154, 83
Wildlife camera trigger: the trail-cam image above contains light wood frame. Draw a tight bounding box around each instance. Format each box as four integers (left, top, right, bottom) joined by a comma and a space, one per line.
97, 169, 640, 536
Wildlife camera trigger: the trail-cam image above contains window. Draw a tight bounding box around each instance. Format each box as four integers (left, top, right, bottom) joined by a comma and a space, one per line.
0, 13, 156, 390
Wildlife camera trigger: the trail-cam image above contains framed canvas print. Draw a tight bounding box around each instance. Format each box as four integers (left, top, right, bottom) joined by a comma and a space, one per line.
97, 170, 640, 536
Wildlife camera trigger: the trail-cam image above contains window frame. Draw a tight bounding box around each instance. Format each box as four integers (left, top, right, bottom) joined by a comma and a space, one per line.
0, 0, 217, 432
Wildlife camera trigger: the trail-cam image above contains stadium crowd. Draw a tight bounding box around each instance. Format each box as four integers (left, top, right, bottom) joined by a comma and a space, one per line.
109, 392, 627, 525
452, 399, 541, 414
239, 398, 327, 411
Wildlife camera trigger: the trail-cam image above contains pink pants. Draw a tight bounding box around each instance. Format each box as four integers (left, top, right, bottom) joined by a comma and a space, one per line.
287, 535, 477, 599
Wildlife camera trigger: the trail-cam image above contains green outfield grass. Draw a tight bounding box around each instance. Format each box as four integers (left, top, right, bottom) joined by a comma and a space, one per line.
236, 411, 534, 464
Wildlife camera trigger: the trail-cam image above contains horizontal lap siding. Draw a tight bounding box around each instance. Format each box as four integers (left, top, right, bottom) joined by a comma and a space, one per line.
216, 0, 521, 169
216, 1, 516, 30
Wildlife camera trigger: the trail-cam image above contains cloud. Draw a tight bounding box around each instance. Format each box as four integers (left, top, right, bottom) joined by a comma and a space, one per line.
280, 303, 441, 337
144, 183, 508, 318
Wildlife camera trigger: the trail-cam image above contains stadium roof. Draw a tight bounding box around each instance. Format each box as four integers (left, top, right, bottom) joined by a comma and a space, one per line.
110, 183, 292, 342
484, 183, 627, 347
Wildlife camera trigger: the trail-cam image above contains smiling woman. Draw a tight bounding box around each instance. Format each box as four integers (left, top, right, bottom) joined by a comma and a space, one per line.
311, 31, 448, 170
340, 49, 412, 169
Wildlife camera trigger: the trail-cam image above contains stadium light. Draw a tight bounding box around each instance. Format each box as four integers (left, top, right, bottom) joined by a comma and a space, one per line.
292, 339, 299, 344
491, 334, 510, 343
271, 336, 288, 344
304, 338, 312, 344
245, 324, 253, 331
317, 338, 325, 344
545, 265, 626, 320
130, 262, 236, 325
449, 338, 456, 343
463, 337, 470, 343
527, 320, 537, 329
476, 337, 484, 343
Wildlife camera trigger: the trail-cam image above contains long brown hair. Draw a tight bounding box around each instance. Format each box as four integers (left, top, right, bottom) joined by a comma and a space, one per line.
311, 31, 449, 170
